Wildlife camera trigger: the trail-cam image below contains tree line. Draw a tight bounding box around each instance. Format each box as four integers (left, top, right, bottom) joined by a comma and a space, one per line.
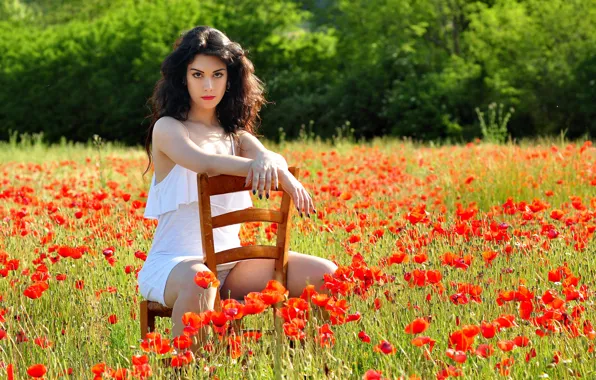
1, 0, 594, 145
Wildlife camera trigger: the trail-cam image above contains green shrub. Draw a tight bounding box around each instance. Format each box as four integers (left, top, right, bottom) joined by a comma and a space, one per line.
0, 0, 594, 144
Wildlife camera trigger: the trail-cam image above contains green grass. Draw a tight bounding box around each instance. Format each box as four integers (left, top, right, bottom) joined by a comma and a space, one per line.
0, 135, 595, 379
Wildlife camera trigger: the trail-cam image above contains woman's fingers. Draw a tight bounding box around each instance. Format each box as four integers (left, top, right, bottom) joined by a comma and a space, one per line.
245, 168, 253, 187
295, 193, 303, 217
291, 190, 300, 217
252, 169, 261, 195
272, 168, 279, 192
299, 190, 306, 215
305, 190, 315, 216
257, 169, 268, 199
302, 188, 313, 217
263, 170, 272, 199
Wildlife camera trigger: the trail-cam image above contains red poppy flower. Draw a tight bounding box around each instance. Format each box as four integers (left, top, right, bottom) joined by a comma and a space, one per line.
131, 355, 148, 365
373, 340, 396, 355
23, 281, 49, 299
27, 364, 47, 378
283, 322, 305, 340
243, 299, 267, 315
362, 370, 385, 380
404, 318, 430, 334
448, 330, 475, 351
446, 348, 467, 363
194, 271, 219, 289
91, 363, 106, 376
497, 340, 516, 352
411, 336, 436, 351
475, 344, 494, 358
358, 330, 371, 343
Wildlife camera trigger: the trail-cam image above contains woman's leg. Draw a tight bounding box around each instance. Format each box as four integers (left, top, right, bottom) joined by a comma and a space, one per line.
220, 251, 338, 300
163, 259, 217, 354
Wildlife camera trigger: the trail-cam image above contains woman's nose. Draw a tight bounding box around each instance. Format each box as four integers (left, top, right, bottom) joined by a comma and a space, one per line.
204, 79, 213, 90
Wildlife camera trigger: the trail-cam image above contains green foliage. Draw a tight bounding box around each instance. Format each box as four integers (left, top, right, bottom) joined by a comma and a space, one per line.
464, 0, 596, 137
0, 0, 595, 144
0, 0, 338, 145
475, 103, 514, 144
0, 0, 35, 22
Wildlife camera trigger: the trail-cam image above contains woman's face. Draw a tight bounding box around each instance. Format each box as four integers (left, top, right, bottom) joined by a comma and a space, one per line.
185, 54, 228, 111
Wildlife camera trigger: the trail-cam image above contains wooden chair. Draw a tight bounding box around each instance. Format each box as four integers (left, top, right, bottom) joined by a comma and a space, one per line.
139, 167, 299, 340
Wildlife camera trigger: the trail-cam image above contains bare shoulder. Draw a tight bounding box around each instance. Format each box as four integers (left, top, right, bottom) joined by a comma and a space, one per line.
236, 129, 260, 144
235, 130, 251, 151
153, 116, 185, 136
236, 129, 252, 139
152, 116, 189, 144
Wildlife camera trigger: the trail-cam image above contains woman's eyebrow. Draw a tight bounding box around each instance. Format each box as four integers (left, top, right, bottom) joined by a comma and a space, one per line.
190, 67, 226, 73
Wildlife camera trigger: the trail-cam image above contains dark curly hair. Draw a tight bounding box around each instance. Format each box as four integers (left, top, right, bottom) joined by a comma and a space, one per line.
143, 26, 269, 177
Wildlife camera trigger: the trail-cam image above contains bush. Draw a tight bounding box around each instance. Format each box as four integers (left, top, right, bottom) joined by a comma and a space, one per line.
0, 0, 594, 144
0, 0, 338, 145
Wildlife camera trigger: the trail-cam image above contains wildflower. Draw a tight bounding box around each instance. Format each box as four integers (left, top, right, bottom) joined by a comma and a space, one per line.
27, 364, 47, 378
358, 331, 371, 343
194, 271, 220, 289
404, 318, 429, 334
374, 340, 396, 355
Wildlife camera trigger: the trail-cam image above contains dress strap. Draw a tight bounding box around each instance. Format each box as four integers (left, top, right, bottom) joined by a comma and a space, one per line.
230, 134, 235, 156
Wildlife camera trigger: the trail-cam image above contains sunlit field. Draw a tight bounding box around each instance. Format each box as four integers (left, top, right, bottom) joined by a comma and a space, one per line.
1, 136, 595, 379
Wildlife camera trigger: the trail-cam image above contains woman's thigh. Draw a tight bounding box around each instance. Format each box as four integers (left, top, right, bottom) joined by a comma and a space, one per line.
163, 259, 211, 308
220, 251, 338, 300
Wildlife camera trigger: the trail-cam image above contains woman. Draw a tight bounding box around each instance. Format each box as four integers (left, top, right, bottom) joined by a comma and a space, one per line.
138, 26, 338, 352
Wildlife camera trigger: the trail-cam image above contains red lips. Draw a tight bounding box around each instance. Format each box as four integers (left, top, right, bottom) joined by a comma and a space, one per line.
201, 96, 215, 100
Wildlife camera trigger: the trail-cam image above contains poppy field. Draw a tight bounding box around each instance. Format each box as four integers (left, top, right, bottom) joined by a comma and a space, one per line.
1, 137, 596, 379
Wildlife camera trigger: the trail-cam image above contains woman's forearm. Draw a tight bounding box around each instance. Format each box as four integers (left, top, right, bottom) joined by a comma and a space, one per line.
237, 131, 288, 169
271, 151, 289, 169
205, 153, 254, 177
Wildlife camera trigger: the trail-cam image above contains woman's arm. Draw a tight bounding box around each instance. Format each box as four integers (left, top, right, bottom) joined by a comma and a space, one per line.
153, 117, 253, 176
237, 130, 288, 169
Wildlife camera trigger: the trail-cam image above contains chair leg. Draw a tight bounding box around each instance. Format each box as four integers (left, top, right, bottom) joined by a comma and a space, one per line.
140, 300, 148, 340
148, 311, 156, 336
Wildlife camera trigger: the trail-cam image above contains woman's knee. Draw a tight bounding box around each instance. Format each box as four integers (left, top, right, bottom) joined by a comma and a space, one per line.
176, 285, 217, 308
289, 251, 337, 273
288, 251, 338, 295
312, 257, 338, 287
163, 260, 213, 308
219, 259, 275, 300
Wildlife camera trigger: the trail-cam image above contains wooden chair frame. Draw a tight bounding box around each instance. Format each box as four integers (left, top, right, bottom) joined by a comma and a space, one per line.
140, 167, 299, 340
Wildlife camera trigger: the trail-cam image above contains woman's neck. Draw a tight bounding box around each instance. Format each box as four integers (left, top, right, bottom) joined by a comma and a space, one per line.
186, 107, 220, 128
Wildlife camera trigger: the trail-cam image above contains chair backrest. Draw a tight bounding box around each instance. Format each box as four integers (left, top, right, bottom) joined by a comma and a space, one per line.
197, 167, 299, 307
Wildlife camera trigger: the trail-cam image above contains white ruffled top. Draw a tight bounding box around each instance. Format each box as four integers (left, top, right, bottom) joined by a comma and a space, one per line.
143, 135, 253, 262
144, 163, 252, 220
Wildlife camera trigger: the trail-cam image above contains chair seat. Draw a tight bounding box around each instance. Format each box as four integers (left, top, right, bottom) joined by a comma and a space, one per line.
146, 301, 173, 317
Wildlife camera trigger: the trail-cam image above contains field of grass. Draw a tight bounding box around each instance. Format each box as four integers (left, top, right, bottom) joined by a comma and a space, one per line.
0, 136, 595, 379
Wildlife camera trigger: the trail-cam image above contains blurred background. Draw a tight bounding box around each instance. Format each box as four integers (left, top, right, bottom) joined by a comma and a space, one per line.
0, 0, 594, 146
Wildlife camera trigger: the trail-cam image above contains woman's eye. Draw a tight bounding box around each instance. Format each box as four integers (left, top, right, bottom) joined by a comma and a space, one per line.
192, 73, 224, 78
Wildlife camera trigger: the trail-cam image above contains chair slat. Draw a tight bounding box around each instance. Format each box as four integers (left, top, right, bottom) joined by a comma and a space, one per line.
212, 209, 284, 228
215, 245, 280, 265
207, 175, 249, 195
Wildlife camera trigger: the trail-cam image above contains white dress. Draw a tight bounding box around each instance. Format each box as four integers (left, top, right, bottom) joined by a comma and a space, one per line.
138, 134, 253, 307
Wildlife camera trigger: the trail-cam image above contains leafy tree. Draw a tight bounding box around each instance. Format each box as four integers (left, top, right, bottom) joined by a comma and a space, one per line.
0, 0, 594, 144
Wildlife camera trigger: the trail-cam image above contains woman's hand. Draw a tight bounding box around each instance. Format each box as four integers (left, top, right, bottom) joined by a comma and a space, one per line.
245, 151, 280, 199
278, 169, 316, 218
